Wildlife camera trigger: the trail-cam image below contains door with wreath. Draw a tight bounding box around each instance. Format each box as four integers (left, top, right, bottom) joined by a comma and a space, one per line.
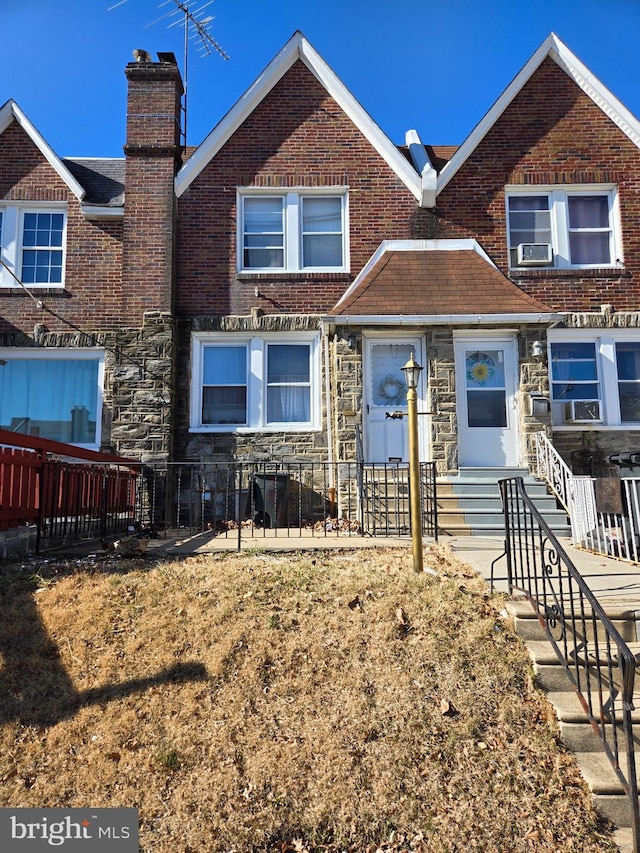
363, 338, 425, 463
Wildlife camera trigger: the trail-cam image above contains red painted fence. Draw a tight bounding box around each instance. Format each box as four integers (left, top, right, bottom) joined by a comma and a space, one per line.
0, 429, 140, 547
0, 446, 42, 530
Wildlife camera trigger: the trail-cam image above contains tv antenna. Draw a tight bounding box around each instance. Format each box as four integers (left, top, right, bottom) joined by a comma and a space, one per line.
109, 0, 229, 146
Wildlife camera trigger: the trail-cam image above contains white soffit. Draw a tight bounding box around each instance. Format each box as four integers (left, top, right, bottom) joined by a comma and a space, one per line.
175, 31, 422, 201
0, 100, 85, 200
437, 33, 640, 194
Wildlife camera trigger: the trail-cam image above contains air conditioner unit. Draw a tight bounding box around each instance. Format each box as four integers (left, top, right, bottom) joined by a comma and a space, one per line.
565, 400, 602, 423
517, 243, 553, 266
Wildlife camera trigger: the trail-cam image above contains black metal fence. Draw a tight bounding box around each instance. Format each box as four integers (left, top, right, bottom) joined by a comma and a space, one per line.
135, 461, 438, 546
499, 476, 639, 850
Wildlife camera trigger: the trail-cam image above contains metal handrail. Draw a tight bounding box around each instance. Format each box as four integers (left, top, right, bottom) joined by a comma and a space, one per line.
499, 476, 639, 851
535, 430, 573, 513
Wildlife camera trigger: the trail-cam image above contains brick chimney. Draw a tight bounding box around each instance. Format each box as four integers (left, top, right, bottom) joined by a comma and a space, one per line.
123, 52, 183, 315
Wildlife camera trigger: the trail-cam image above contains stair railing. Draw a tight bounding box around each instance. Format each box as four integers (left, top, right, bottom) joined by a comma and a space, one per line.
499, 476, 640, 852
535, 430, 573, 512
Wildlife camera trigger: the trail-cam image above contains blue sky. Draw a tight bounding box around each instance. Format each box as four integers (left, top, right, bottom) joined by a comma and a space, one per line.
3, 0, 640, 159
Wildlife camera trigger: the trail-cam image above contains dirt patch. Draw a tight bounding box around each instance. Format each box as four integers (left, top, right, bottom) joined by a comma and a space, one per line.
0, 545, 616, 852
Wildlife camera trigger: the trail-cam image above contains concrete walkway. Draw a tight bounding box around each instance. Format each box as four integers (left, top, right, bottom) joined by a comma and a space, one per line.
447, 534, 640, 608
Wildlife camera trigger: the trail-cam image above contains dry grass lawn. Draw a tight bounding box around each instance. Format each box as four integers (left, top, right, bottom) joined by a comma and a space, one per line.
0, 544, 618, 852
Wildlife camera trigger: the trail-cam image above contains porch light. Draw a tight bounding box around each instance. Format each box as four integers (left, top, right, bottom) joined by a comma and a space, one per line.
531, 340, 544, 361
401, 353, 424, 573
401, 352, 423, 390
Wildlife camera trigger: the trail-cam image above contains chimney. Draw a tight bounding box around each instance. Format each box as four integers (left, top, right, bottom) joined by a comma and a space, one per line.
123, 51, 183, 316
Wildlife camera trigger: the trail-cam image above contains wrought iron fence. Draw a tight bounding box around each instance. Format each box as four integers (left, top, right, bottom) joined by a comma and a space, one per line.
37, 461, 138, 551
134, 461, 438, 546
499, 476, 639, 850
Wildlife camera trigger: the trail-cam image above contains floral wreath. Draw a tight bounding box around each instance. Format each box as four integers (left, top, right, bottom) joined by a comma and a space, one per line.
466, 352, 496, 387
375, 373, 407, 404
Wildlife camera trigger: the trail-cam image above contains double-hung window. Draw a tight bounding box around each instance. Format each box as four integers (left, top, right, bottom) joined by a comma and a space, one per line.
506, 186, 619, 270
0, 349, 104, 446
239, 190, 347, 272
0, 205, 67, 287
191, 333, 320, 431
548, 330, 640, 427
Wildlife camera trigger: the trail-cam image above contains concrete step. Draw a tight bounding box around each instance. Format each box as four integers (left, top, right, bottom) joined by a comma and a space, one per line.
436, 469, 570, 537
507, 596, 640, 831
506, 598, 640, 643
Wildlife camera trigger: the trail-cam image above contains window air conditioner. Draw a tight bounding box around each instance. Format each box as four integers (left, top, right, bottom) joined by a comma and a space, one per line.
565, 400, 602, 423
516, 243, 553, 266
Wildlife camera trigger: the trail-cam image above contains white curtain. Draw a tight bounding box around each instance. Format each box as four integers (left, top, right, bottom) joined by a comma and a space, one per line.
0, 359, 98, 441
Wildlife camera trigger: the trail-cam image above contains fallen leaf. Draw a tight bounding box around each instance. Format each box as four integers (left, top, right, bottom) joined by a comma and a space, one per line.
440, 698, 459, 717
348, 595, 361, 610
396, 606, 408, 625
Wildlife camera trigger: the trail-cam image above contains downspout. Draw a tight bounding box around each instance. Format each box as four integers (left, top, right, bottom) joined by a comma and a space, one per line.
323, 327, 335, 493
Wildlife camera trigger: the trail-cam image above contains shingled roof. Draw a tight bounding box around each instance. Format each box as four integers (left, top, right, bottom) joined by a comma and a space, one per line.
330, 240, 555, 319
63, 158, 125, 207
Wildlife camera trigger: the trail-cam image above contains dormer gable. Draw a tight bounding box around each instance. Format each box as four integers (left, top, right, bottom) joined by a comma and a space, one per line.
0, 100, 85, 200
175, 31, 422, 201
436, 33, 640, 195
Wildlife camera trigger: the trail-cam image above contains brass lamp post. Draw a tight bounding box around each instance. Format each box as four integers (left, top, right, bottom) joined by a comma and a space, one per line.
401, 353, 424, 573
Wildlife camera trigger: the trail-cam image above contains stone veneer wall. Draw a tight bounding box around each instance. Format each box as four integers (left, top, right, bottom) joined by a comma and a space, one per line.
175, 313, 329, 464
0, 311, 175, 463
331, 330, 363, 462
547, 308, 640, 466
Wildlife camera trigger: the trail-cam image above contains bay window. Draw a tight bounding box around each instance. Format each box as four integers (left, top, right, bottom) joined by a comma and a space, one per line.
239, 190, 347, 272
0, 350, 103, 446
191, 333, 320, 431
506, 186, 619, 269
0, 205, 67, 287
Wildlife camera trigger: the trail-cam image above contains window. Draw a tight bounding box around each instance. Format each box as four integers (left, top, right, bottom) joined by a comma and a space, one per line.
0, 205, 67, 287
239, 191, 347, 272
191, 333, 320, 431
616, 342, 640, 423
0, 350, 103, 446
506, 186, 619, 269
548, 331, 640, 427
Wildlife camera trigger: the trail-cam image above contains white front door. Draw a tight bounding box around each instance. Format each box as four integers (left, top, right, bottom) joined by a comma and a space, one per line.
454, 336, 519, 467
364, 337, 425, 463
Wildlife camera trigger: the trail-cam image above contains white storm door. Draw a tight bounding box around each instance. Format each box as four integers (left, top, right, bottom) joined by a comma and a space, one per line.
455, 337, 519, 467
364, 338, 423, 463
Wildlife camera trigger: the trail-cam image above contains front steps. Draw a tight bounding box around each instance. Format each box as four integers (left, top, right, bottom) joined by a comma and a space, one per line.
438, 466, 570, 537
506, 597, 640, 850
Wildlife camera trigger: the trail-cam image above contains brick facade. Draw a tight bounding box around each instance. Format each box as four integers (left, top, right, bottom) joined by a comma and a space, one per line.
176, 61, 422, 317
2, 39, 640, 475
435, 59, 640, 312
0, 123, 124, 334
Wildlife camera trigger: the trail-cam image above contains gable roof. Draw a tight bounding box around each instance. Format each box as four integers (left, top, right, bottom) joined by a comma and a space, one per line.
329, 240, 559, 324
175, 31, 422, 201
436, 33, 640, 194
0, 100, 85, 200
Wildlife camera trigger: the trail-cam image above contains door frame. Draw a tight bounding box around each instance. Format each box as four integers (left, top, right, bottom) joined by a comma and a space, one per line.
453, 331, 520, 468
362, 333, 428, 463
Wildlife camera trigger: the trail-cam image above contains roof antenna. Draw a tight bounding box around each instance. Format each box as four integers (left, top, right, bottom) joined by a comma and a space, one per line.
109, 0, 229, 147
148, 1, 229, 147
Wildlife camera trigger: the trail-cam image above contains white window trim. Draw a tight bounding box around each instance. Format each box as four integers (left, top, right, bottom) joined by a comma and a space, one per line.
237, 188, 349, 274
547, 328, 640, 429
0, 203, 68, 288
0, 347, 104, 448
506, 184, 622, 270
190, 332, 321, 432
